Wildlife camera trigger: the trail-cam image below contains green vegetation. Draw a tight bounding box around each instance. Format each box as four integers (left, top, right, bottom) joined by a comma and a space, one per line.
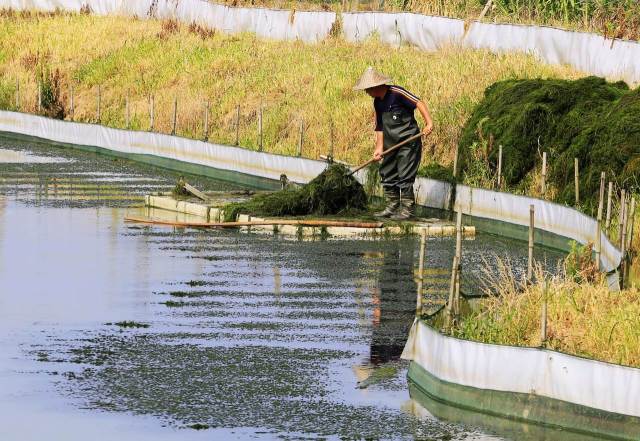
223, 164, 367, 220
458, 77, 639, 208
109, 321, 150, 328
451, 253, 640, 368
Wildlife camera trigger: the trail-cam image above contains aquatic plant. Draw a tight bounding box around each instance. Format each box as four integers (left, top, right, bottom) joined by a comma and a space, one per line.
223, 164, 367, 220
458, 77, 639, 208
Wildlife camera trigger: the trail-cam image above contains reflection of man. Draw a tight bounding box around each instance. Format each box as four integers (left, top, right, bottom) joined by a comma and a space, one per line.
370, 240, 417, 365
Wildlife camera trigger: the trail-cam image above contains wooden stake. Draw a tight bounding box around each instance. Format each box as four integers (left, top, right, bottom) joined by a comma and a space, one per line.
37, 82, 42, 113
620, 189, 626, 248
125, 94, 130, 129
96, 85, 101, 123
171, 96, 178, 135
620, 194, 629, 288
528, 204, 535, 282
297, 119, 304, 157
416, 228, 427, 315
541, 281, 548, 346
329, 118, 335, 159
595, 172, 605, 267
541, 151, 547, 197
258, 103, 263, 151
149, 95, 155, 131
606, 181, 613, 231
628, 197, 636, 249
69, 85, 74, 121
496, 144, 502, 189
574, 158, 579, 207
235, 104, 240, 145
203, 100, 209, 141
452, 142, 459, 179
15, 79, 19, 110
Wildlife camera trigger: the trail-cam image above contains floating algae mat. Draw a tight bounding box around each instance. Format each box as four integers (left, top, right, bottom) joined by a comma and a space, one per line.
223, 164, 367, 221
458, 76, 640, 207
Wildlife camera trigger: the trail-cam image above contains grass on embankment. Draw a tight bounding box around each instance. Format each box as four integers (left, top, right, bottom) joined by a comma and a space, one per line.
0, 10, 581, 170
451, 251, 640, 368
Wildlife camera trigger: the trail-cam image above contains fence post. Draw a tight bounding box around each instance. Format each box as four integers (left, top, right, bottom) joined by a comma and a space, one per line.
37, 82, 42, 113
416, 228, 426, 316
628, 197, 636, 252
620, 194, 629, 288
69, 85, 74, 121
171, 96, 178, 135
15, 79, 19, 110
620, 189, 626, 248
446, 209, 463, 328
541, 281, 548, 346
606, 181, 613, 231
595, 172, 605, 268
235, 104, 240, 145
541, 151, 547, 197
258, 102, 263, 151
96, 85, 101, 123
149, 95, 154, 131
329, 118, 335, 159
496, 144, 502, 189
574, 158, 579, 207
452, 143, 459, 179
297, 119, 304, 157
125, 94, 130, 129
203, 100, 209, 141
528, 205, 535, 282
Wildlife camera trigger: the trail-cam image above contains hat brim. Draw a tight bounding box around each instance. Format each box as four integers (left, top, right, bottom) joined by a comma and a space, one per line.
353, 79, 390, 91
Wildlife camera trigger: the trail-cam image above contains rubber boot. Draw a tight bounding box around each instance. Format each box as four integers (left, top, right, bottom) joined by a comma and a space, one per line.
390, 186, 415, 221
374, 188, 400, 218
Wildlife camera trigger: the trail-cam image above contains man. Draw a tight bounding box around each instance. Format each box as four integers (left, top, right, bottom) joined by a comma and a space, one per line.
354, 67, 433, 220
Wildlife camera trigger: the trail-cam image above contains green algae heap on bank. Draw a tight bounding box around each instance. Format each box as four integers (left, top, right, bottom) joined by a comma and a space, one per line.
458, 76, 640, 207
223, 164, 368, 221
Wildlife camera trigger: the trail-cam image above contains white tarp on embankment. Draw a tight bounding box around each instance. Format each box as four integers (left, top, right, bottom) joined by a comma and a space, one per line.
0, 110, 328, 184
1, 0, 336, 42
401, 318, 640, 418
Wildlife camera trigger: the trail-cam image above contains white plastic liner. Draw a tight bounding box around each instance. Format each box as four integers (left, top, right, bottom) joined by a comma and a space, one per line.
342, 11, 640, 84
0, 111, 328, 184
401, 318, 640, 418
2, 0, 335, 42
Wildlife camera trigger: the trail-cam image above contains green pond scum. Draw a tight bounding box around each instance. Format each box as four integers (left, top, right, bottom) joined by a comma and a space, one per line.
459, 76, 640, 208
223, 164, 368, 221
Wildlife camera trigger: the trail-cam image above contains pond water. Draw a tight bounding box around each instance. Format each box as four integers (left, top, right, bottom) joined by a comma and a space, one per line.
0, 137, 567, 440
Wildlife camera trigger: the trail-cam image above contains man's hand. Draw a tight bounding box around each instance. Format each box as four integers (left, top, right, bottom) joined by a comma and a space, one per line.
373, 146, 384, 162
422, 124, 433, 136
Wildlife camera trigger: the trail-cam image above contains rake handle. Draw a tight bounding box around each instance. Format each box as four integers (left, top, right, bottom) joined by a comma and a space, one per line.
348, 132, 424, 176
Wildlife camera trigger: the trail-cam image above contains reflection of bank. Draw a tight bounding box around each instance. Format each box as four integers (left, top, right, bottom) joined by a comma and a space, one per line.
369, 240, 417, 365
407, 382, 605, 441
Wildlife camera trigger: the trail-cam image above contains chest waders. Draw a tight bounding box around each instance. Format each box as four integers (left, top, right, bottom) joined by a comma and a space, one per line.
375, 108, 422, 220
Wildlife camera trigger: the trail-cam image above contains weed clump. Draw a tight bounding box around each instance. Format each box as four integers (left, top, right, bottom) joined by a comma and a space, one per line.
458, 76, 639, 207
223, 164, 367, 221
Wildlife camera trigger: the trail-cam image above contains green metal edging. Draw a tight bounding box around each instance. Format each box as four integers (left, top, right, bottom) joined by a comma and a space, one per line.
407, 361, 640, 441
0, 130, 281, 191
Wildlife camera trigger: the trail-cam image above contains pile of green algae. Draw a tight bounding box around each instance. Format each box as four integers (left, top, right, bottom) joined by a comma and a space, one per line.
223, 164, 368, 221
458, 76, 640, 208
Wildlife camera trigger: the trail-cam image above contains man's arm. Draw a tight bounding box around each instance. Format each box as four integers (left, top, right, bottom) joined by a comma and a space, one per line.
416, 100, 433, 135
373, 131, 384, 161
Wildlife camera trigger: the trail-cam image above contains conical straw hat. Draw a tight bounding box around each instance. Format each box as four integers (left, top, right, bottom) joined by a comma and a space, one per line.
353, 66, 392, 91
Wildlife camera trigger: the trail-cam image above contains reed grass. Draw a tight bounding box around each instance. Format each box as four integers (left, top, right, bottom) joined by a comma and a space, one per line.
0, 11, 581, 169
453, 258, 640, 367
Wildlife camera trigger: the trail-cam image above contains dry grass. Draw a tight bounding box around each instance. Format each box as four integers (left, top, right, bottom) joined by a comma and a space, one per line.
454, 258, 640, 367
0, 12, 581, 168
